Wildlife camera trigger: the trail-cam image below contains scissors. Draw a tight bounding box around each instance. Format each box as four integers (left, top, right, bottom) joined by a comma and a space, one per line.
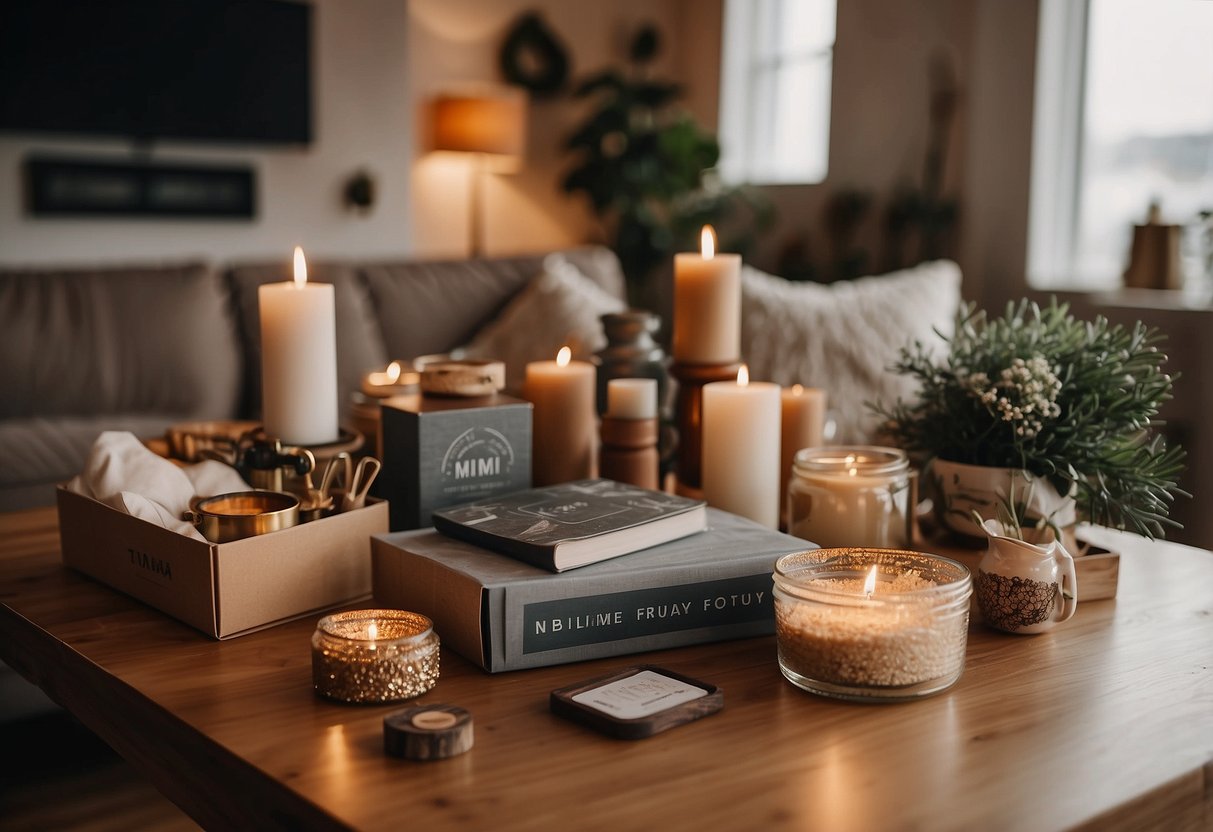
341, 456, 382, 512
318, 452, 352, 507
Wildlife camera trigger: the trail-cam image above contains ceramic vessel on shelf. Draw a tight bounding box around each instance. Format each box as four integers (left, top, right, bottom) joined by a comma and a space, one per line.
975, 518, 1078, 634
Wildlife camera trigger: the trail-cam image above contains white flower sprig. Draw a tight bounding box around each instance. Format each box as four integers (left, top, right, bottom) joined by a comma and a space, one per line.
961, 356, 1062, 438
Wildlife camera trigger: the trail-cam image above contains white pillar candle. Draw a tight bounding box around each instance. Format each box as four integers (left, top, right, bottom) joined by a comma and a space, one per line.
259, 247, 340, 445
606, 378, 658, 420
780, 385, 827, 524
702, 366, 781, 527
524, 346, 598, 486
672, 226, 741, 364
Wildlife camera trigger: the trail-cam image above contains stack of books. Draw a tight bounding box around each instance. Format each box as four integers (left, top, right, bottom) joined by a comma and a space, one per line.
371, 479, 813, 672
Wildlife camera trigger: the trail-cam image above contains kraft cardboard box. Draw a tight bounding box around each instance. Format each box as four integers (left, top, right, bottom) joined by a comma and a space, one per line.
380, 391, 532, 530
57, 486, 388, 639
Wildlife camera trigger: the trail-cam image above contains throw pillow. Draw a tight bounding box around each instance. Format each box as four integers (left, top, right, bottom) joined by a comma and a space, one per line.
741, 260, 962, 444
461, 253, 627, 392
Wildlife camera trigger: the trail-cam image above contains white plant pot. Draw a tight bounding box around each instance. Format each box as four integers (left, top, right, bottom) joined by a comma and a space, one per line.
928, 458, 1076, 542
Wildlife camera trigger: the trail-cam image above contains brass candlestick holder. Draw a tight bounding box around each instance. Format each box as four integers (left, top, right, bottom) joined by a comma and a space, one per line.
671, 360, 742, 490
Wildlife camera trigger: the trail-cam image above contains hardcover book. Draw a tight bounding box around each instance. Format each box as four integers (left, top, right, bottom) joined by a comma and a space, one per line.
431, 479, 707, 572
371, 508, 812, 672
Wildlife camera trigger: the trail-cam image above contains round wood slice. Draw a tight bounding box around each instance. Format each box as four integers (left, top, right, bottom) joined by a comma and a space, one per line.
420, 361, 505, 397
383, 704, 473, 761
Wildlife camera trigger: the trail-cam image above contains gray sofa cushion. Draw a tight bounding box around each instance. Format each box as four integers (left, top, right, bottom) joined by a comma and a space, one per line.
225, 262, 389, 419
360, 246, 627, 360
0, 414, 187, 511
0, 262, 241, 421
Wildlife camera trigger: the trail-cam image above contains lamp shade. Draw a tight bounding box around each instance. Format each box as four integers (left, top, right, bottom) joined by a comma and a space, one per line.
432, 89, 527, 160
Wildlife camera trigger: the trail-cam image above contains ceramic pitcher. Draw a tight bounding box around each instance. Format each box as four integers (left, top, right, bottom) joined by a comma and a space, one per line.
975, 518, 1078, 634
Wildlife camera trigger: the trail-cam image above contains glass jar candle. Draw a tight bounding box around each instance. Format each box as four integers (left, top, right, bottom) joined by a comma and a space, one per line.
787, 446, 912, 548
311, 609, 440, 704
773, 548, 972, 701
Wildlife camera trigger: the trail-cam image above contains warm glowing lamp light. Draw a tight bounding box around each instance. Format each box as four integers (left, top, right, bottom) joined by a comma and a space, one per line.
432, 87, 528, 257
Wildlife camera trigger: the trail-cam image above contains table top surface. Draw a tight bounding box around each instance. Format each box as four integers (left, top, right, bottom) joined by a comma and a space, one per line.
2, 506, 1212, 832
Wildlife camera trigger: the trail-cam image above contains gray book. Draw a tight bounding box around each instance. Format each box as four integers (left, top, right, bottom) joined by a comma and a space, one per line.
372, 508, 813, 673
432, 478, 707, 572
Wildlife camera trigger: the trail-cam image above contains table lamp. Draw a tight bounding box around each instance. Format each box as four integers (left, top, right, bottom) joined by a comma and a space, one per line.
432, 87, 527, 257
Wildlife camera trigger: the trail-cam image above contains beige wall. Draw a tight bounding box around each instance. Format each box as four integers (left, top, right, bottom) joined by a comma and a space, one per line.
0, 0, 1042, 295
407, 0, 687, 259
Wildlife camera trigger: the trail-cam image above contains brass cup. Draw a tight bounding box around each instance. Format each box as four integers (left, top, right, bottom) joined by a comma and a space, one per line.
189, 491, 300, 543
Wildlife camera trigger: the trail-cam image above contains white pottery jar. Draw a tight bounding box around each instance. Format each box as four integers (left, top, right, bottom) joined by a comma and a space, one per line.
928, 458, 1076, 544
975, 518, 1078, 634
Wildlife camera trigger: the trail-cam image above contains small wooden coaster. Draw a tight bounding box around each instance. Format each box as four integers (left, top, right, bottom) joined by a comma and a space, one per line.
384, 704, 473, 761
550, 665, 723, 740
420, 360, 505, 397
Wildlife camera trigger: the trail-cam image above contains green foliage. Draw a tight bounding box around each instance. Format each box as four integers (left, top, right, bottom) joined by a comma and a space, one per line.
561, 25, 773, 301
876, 299, 1187, 538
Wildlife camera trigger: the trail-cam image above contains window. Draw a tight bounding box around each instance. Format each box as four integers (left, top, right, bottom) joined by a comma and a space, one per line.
1029, 0, 1213, 290
718, 0, 836, 186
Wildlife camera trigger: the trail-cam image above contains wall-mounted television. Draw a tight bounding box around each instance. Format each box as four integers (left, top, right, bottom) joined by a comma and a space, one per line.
0, 0, 312, 145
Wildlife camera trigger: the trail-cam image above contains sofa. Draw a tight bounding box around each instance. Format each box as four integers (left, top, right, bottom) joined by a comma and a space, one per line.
0, 247, 962, 512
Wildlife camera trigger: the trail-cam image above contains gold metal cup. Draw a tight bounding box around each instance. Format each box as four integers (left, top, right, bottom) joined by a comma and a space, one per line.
189, 491, 300, 543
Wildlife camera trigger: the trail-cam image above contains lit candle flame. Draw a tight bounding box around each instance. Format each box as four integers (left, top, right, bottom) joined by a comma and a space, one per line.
386, 361, 401, 383
863, 565, 877, 597
700, 225, 717, 260
556, 346, 572, 367
791, 383, 804, 396
849, 467, 858, 478
368, 621, 378, 640
737, 364, 749, 386
293, 246, 308, 287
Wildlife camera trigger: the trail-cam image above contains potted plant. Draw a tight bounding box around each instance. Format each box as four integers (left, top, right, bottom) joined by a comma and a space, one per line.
561, 24, 772, 309
875, 298, 1187, 542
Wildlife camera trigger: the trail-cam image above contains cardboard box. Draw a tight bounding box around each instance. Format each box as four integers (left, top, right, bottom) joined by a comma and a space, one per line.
57, 486, 388, 639
380, 391, 532, 530
372, 508, 810, 672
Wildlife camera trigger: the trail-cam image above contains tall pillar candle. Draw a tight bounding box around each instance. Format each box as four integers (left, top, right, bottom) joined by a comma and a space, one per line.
524, 347, 597, 486
702, 366, 781, 527
259, 247, 339, 445
672, 225, 741, 364
780, 385, 828, 526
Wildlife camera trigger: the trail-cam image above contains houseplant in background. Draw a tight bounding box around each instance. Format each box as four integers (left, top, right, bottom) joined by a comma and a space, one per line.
876, 298, 1187, 544
561, 24, 772, 310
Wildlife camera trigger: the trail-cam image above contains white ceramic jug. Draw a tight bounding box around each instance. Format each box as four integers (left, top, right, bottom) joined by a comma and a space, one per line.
975, 518, 1078, 634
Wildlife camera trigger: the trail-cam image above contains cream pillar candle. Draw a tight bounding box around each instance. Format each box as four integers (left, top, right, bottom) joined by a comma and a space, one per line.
259, 247, 339, 445
524, 346, 598, 486
672, 225, 741, 364
606, 378, 658, 420
702, 365, 781, 527
779, 385, 827, 524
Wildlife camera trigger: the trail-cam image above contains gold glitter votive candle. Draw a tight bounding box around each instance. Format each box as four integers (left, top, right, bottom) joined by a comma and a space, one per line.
773, 549, 971, 702
312, 609, 440, 704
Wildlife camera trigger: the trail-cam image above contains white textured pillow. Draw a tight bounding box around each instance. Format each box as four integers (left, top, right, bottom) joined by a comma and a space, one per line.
462, 253, 627, 392
741, 260, 962, 444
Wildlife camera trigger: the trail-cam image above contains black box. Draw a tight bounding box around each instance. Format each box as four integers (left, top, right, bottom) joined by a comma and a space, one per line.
380, 392, 532, 530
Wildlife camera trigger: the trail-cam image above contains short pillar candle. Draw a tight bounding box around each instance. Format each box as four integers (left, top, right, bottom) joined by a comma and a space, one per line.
259, 247, 340, 445
672, 226, 741, 364
524, 347, 598, 486
600, 378, 660, 490
702, 366, 781, 527
779, 385, 827, 525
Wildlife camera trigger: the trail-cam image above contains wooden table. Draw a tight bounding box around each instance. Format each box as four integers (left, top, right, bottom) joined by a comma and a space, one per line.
2, 507, 1211, 831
